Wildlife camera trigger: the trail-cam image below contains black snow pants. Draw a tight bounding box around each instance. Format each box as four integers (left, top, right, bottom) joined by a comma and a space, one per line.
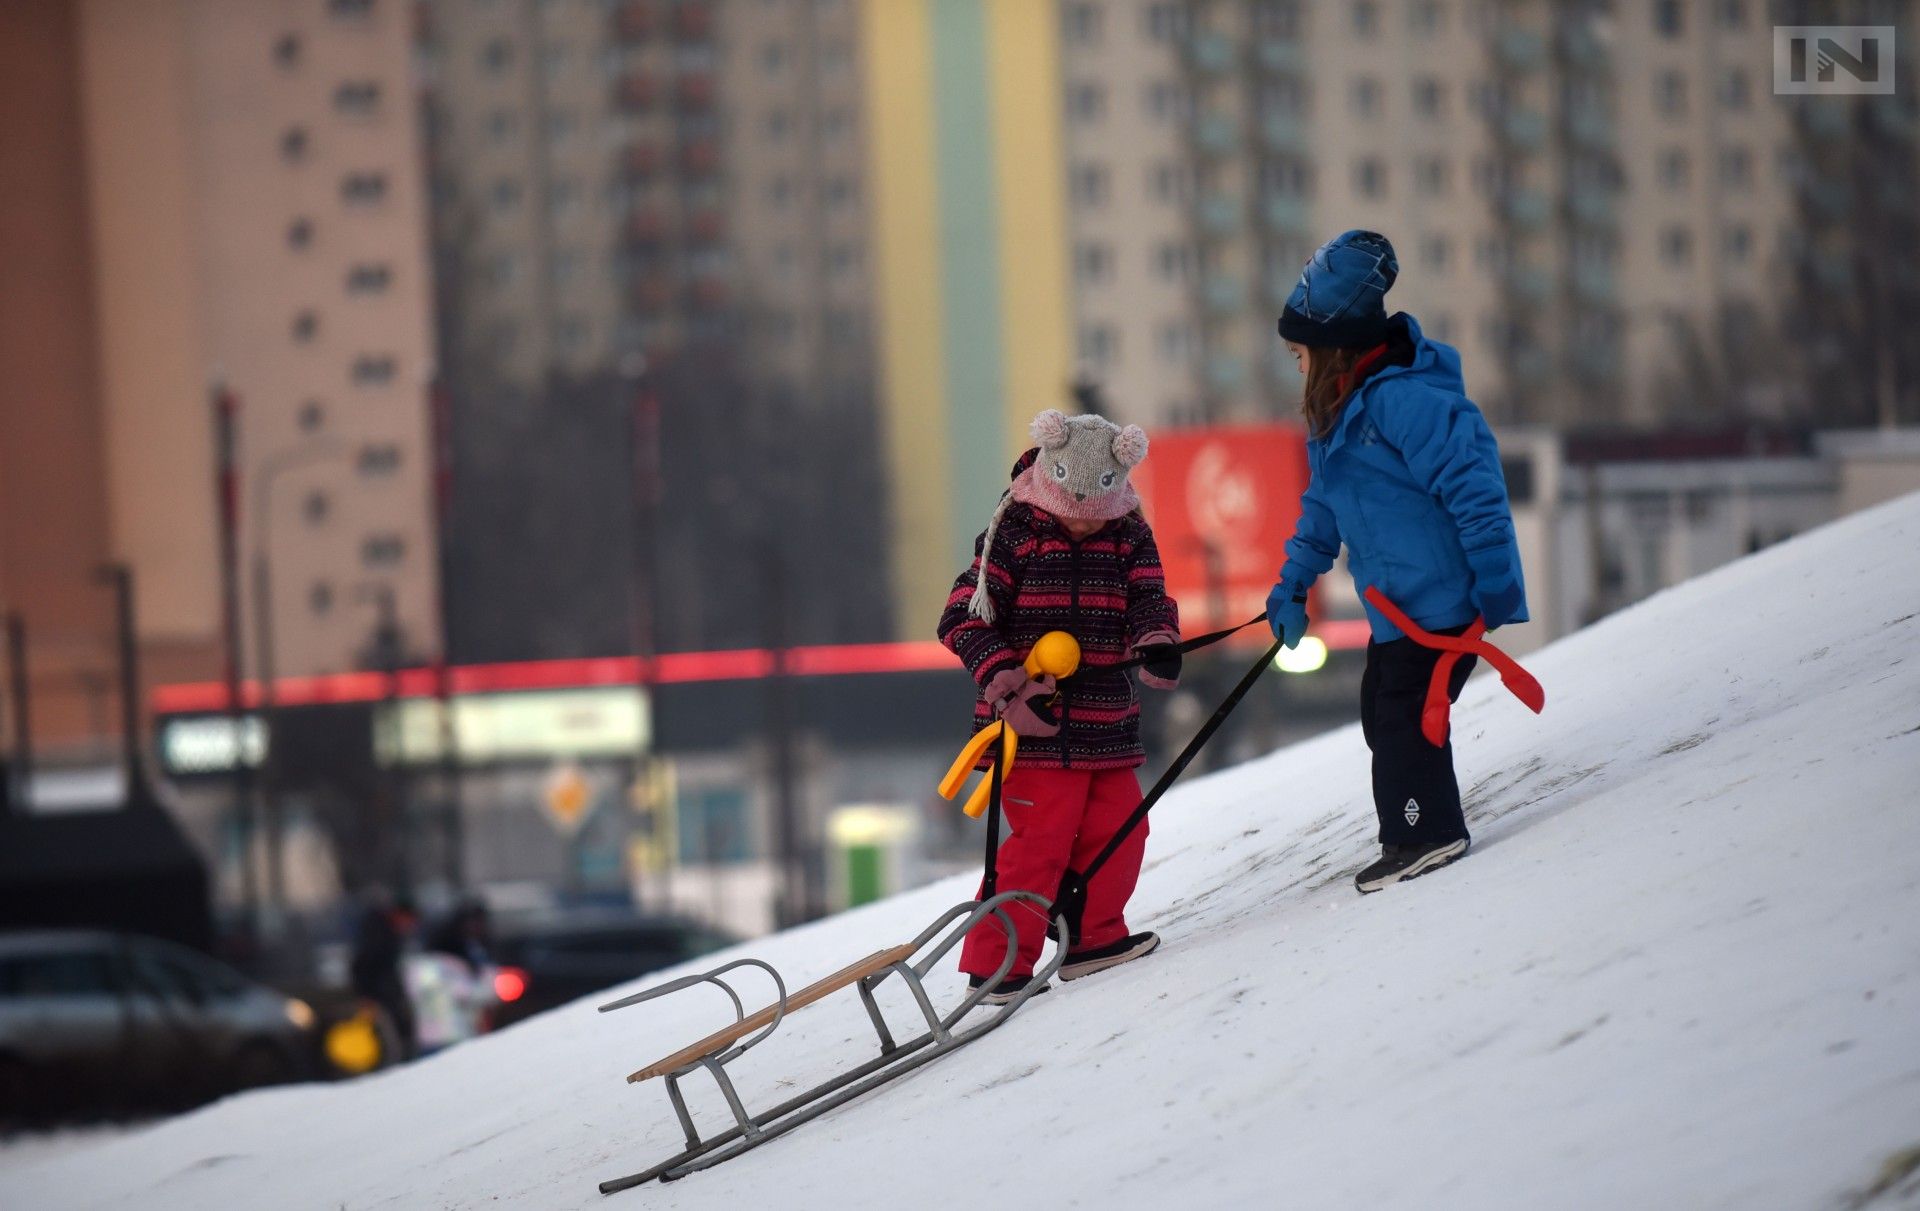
1360, 625, 1477, 847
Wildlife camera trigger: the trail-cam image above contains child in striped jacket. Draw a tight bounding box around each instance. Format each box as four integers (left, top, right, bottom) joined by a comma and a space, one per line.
938, 409, 1181, 1002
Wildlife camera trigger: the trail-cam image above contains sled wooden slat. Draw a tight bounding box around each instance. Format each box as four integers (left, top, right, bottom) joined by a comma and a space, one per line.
627, 944, 918, 1083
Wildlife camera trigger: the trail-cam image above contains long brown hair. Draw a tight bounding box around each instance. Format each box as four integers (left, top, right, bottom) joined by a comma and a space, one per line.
1299, 345, 1374, 440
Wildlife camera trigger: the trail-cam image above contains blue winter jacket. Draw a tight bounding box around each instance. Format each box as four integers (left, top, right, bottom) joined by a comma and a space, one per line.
1279, 313, 1528, 642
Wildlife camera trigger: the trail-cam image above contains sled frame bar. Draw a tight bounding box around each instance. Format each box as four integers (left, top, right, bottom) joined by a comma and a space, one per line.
598, 890, 1065, 1193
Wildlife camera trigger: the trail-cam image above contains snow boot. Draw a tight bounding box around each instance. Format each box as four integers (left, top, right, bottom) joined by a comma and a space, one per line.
1354, 838, 1469, 894
967, 973, 1050, 1006
1059, 932, 1160, 982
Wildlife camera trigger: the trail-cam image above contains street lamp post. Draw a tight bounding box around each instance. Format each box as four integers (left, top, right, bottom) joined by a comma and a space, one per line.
250, 438, 349, 923
210, 381, 259, 939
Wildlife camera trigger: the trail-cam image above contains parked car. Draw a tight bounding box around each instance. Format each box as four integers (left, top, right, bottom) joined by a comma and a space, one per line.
0, 930, 320, 1123
486, 913, 736, 1028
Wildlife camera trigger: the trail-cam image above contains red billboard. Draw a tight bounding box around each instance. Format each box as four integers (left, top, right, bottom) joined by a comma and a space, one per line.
1132, 423, 1311, 636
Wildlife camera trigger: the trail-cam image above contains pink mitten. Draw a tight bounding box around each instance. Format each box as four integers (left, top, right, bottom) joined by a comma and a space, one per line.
1133, 629, 1181, 690
982, 667, 1061, 737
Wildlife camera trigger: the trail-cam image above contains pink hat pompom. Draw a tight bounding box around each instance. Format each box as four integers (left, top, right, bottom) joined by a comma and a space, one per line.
1031, 408, 1071, 449
1112, 424, 1149, 468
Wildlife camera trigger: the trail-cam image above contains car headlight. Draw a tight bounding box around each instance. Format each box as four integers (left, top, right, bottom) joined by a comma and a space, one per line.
284, 998, 316, 1030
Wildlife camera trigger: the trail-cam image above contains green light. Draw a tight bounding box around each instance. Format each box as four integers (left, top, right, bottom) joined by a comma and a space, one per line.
1274, 636, 1329, 674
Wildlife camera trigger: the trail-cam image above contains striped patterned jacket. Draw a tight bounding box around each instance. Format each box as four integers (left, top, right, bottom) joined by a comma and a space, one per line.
938, 452, 1181, 770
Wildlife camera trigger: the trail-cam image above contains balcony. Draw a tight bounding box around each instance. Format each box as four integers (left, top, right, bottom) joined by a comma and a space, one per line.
1202, 274, 1244, 315
1260, 194, 1310, 234
623, 143, 662, 177
686, 207, 724, 243
674, 1, 712, 40
1495, 28, 1546, 72
1187, 29, 1233, 74
625, 209, 668, 244
1260, 115, 1308, 155
1557, 24, 1606, 71
1565, 106, 1613, 150
1567, 188, 1614, 228
1503, 263, 1552, 303
1499, 108, 1548, 151
1571, 264, 1615, 303
1197, 193, 1239, 236
1499, 188, 1550, 229
676, 73, 715, 110
616, 73, 659, 112
1194, 111, 1238, 156
614, 0, 655, 41
680, 138, 719, 174
1255, 39, 1305, 75
1205, 352, 1246, 393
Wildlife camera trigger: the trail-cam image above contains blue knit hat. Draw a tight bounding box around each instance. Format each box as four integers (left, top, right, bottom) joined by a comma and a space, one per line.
1277, 230, 1399, 348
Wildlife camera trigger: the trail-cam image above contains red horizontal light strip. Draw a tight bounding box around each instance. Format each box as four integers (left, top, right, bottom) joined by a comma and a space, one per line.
149, 629, 1370, 716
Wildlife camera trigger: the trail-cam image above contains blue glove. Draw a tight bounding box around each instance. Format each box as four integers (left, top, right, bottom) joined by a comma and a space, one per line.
1265, 581, 1309, 649
1464, 544, 1527, 629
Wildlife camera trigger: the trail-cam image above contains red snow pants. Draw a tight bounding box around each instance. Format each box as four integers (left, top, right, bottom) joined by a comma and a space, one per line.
958, 766, 1147, 980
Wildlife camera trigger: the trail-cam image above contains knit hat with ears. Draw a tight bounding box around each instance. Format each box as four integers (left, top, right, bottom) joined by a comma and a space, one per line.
967, 409, 1150, 623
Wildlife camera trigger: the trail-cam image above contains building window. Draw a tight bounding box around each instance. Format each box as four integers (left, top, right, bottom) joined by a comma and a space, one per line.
1658, 148, 1690, 190
309, 582, 334, 616
273, 33, 302, 68
557, 316, 590, 350
486, 110, 519, 144
1146, 80, 1187, 122
302, 490, 330, 525
361, 534, 405, 567
292, 310, 320, 343
352, 355, 397, 386
1716, 0, 1746, 29
1723, 225, 1752, 262
827, 245, 861, 279
1075, 243, 1114, 284
358, 444, 402, 475
545, 110, 579, 145
1660, 226, 1693, 266
1063, 2, 1102, 44
1071, 162, 1111, 207
1653, 0, 1683, 37
1421, 234, 1452, 272
1354, 157, 1386, 198
287, 217, 315, 250
1149, 162, 1187, 204
823, 177, 856, 211
1144, 3, 1187, 42
1350, 77, 1382, 118
1157, 321, 1195, 366
1079, 324, 1118, 365
486, 251, 520, 286
549, 178, 583, 219
334, 80, 382, 116
1155, 241, 1193, 282
1409, 0, 1445, 34
1720, 146, 1753, 188
550, 249, 582, 286
297, 400, 325, 432
759, 41, 787, 73
482, 38, 513, 74
341, 172, 389, 206
1720, 68, 1750, 109
1067, 81, 1107, 123
1352, 0, 1380, 36
490, 179, 523, 214
1654, 71, 1687, 118
1413, 77, 1445, 118
280, 126, 311, 163
1255, 0, 1303, 37
1414, 157, 1449, 195
822, 109, 853, 144
346, 263, 392, 294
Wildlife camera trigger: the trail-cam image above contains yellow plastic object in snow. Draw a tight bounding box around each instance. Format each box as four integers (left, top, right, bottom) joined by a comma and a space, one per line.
325, 1010, 384, 1076
938, 632, 1080, 819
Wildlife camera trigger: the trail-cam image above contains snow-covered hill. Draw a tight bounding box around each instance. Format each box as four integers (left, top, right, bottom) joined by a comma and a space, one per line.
7, 494, 1920, 1211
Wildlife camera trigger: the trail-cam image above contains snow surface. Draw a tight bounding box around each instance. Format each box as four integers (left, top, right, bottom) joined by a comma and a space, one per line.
6, 494, 1920, 1211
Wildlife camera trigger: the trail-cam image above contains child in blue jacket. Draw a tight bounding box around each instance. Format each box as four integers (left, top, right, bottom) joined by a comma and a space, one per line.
1266, 230, 1527, 893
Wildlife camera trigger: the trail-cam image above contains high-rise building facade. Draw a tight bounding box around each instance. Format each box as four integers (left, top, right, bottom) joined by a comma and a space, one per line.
1057, 0, 1912, 433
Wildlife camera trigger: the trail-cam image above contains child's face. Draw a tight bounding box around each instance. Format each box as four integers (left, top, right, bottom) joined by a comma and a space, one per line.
1286, 341, 1311, 378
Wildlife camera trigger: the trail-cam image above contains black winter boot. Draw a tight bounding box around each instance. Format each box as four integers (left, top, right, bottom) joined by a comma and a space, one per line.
1354, 837, 1470, 894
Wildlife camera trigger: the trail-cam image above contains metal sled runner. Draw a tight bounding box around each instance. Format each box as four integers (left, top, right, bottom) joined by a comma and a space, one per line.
597, 890, 1066, 1192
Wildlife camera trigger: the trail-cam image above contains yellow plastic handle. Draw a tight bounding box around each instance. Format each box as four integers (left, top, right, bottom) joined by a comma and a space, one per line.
1024, 631, 1082, 680
937, 722, 1018, 819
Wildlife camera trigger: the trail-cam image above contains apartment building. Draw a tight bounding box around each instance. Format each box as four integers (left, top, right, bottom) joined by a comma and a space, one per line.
1058, 0, 1906, 431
